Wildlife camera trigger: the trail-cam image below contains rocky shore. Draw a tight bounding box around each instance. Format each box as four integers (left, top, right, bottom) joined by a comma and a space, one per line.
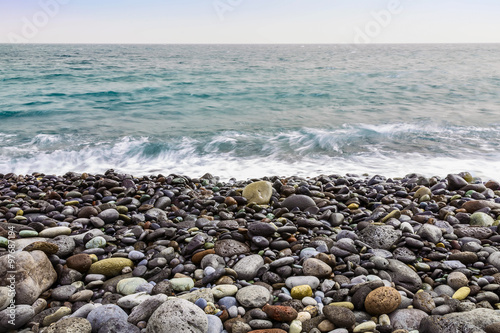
2, 170, 500, 333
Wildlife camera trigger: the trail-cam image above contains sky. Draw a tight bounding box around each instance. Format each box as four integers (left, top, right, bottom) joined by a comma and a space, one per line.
0, 0, 499, 44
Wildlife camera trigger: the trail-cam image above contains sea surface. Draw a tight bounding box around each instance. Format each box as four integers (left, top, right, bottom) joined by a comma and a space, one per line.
1, 43, 500, 181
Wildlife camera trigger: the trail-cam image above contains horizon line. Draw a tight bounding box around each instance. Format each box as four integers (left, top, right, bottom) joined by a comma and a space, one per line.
2, 42, 500, 45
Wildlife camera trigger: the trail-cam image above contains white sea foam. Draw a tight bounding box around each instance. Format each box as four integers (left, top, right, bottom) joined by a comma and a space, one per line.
1, 133, 500, 182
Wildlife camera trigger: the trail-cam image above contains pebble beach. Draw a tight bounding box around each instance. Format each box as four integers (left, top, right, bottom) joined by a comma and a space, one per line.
2, 171, 500, 333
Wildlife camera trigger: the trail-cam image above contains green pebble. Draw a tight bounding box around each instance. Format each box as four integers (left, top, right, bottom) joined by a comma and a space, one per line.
415, 263, 431, 271
66, 191, 82, 198
172, 177, 186, 184
119, 214, 131, 223
170, 277, 194, 291
116, 206, 128, 214
465, 190, 476, 197
85, 236, 107, 249
19, 230, 38, 237
139, 195, 151, 203
116, 277, 148, 295
470, 212, 494, 227
204, 242, 214, 249
0, 236, 8, 247
421, 283, 433, 292
419, 194, 431, 202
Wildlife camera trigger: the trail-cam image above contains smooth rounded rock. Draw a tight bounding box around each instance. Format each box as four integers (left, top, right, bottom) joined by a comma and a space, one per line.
285, 276, 320, 289
282, 195, 316, 211
389, 308, 429, 331
207, 314, 223, 333
452, 287, 471, 300
291, 285, 313, 300
470, 212, 495, 227
232, 254, 264, 281
85, 236, 107, 249
39, 226, 72, 238
212, 285, 238, 298
66, 253, 93, 273
236, 285, 272, 308
117, 277, 148, 295
87, 304, 129, 333
88, 258, 134, 277
170, 277, 195, 292
447, 271, 468, 290
97, 209, 119, 224
386, 259, 422, 292
302, 258, 332, 278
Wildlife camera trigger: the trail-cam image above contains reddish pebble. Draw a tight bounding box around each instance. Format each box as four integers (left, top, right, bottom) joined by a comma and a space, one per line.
262, 304, 298, 322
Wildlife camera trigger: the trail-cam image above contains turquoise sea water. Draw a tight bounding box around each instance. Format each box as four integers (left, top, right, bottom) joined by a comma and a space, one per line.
1, 44, 500, 180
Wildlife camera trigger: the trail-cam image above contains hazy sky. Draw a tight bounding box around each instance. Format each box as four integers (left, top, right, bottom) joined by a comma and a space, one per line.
1, 0, 499, 44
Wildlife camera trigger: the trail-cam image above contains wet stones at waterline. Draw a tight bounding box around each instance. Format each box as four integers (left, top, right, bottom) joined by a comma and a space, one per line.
2, 171, 500, 332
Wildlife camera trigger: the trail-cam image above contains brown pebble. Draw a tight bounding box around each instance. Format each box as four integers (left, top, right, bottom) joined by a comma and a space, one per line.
223, 317, 245, 332
225, 197, 238, 206
66, 253, 93, 273
192, 249, 215, 264
317, 319, 335, 332
23, 241, 59, 255
485, 322, 500, 333
364, 287, 401, 315
215, 276, 235, 285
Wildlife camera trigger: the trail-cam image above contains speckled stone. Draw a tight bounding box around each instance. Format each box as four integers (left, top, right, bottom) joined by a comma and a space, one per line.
44, 317, 92, 333
22, 241, 59, 255
262, 304, 298, 322
323, 304, 356, 329
447, 271, 469, 290
364, 287, 401, 315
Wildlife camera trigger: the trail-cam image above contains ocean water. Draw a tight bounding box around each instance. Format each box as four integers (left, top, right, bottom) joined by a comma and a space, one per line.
1, 43, 500, 180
